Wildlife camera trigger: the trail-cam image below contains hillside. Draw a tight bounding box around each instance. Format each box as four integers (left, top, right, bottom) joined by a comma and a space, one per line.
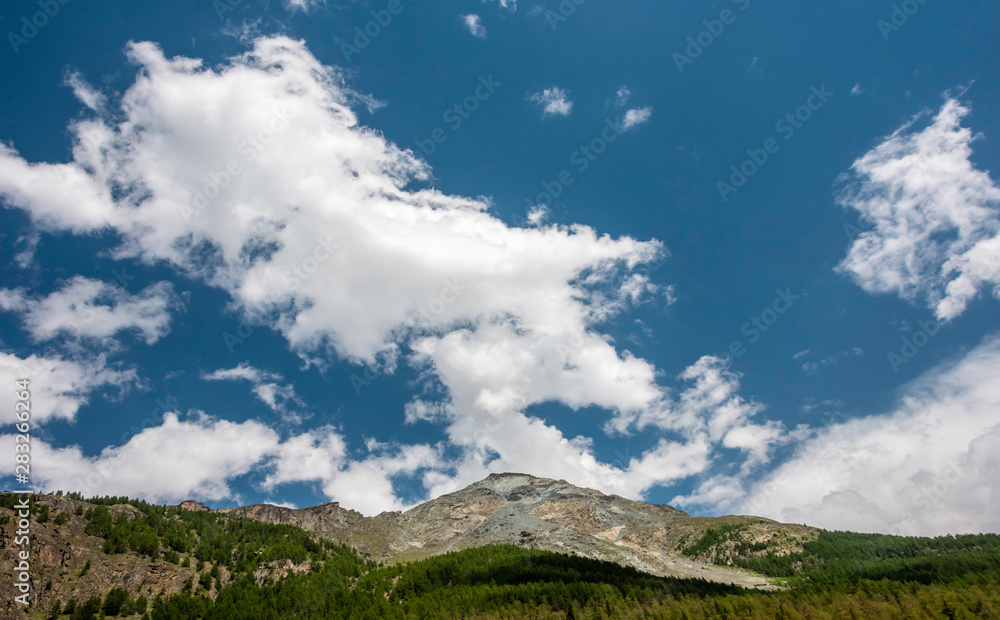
219, 472, 817, 587
2, 475, 999, 618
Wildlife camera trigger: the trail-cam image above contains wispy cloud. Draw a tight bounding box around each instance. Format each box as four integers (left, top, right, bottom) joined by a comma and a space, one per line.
528, 86, 573, 117
202, 363, 307, 423
837, 92, 1000, 321
461, 14, 486, 38
621, 106, 652, 131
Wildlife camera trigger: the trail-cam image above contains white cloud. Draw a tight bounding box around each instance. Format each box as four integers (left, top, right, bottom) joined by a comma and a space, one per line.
0, 37, 785, 514
727, 333, 1000, 535
65, 71, 106, 112
16, 413, 279, 504
489, 0, 517, 11
621, 106, 652, 131
202, 363, 306, 423
851, 82, 864, 96
529, 87, 573, 117
0, 277, 179, 346
0, 352, 140, 424
614, 86, 631, 107
284, 0, 323, 11
16, 410, 439, 514
837, 94, 1000, 321
461, 14, 486, 38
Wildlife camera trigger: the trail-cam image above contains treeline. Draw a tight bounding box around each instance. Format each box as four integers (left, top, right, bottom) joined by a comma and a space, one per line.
78, 498, 371, 579
8, 494, 1000, 618
713, 530, 1000, 585
136, 544, 1000, 619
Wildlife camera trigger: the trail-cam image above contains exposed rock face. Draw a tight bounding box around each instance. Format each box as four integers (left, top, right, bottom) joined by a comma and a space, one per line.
175, 500, 209, 512
0, 473, 819, 617
217, 501, 366, 533
0, 496, 217, 619
217, 473, 818, 588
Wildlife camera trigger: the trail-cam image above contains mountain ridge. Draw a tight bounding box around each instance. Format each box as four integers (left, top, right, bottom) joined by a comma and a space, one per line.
215, 472, 816, 588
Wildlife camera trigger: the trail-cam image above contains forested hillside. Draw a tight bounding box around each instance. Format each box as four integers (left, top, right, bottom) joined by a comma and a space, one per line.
4, 493, 1000, 619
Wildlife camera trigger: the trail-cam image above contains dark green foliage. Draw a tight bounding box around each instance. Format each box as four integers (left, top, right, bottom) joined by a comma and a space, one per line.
681, 524, 745, 558
134, 543, 1000, 619
103, 587, 129, 616
37, 504, 50, 522
731, 531, 1000, 585
83, 506, 113, 538
0, 492, 33, 511
79, 559, 91, 577
29, 494, 1000, 619
72, 595, 101, 620
125, 595, 149, 615
54, 510, 68, 526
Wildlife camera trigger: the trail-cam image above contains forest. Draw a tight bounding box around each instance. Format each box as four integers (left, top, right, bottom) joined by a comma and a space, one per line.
13, 494, 1000, 619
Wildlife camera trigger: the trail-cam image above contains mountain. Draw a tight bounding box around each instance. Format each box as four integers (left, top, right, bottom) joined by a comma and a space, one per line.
3, 478, 1000, 619
218, 472, 817, 588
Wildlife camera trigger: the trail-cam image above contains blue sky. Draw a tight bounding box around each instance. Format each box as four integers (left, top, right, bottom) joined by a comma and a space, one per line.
1, 0, 999, 536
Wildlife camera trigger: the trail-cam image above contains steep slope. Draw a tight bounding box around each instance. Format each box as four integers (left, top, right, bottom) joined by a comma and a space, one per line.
221, 473, 818, 587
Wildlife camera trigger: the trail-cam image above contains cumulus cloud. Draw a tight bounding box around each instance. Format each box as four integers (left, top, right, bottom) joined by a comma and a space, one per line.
0, 36, 784, 513
837, 94, 1000, 320
614, 86, 631, 107
16, 412, 439, 514
528, 87, 573, 117
0, 277, 179, 346
65, 71, 106, 112
461, 14, 486, 38
721, 334, 1000, 536
14, 413, 279, 504
202, 363, 306, 423
621, 106, 652, 131
0, 352, 140, 424
489, 0, 517, 11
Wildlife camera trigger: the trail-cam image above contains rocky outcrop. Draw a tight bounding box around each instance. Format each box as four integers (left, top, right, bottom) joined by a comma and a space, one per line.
214, 473, 818, 588
0, 496, 211, 619
218, 501, 367, 533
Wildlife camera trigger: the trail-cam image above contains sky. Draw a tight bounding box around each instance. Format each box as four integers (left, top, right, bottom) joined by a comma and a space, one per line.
0, 0, 998, 537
